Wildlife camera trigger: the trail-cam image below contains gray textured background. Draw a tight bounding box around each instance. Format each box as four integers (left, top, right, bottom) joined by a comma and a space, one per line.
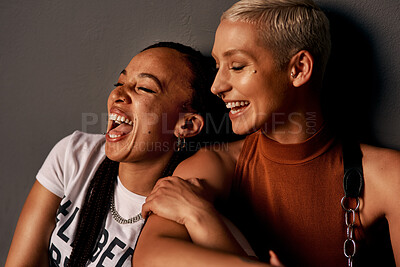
1, 0, 399, 263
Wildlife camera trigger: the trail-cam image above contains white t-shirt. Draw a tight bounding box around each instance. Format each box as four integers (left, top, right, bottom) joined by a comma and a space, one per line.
37, 131, 145, 267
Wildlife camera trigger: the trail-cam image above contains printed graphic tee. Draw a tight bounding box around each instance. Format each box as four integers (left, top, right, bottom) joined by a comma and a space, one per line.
37, 131, 145, 266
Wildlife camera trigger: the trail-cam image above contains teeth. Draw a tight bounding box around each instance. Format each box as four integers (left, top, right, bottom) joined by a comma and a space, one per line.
231, 109, 241, 115
109, 114, 117, 121
109, 113, 133, 125
108, 134, 122, 138
225, 101, 250, 109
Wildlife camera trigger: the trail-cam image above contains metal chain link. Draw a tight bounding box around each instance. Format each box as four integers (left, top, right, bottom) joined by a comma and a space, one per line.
341, 196, 360, 267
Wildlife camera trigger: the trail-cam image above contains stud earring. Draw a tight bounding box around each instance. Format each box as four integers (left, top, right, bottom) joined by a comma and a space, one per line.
253, 70, 257, 74
291, 72, 298, 78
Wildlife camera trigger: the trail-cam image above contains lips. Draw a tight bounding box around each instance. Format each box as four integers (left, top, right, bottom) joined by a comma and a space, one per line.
107, 110, 134, 139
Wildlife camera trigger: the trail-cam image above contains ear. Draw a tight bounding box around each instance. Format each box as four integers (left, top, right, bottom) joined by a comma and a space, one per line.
174, 113, 204, 138
289, 50, 314, 87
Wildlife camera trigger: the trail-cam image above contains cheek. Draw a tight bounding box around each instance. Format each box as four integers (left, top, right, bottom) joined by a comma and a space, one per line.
231, 72, 266, 99
163, 106, 181, 133
137, 102, 163, 133
139, 103, 180, 137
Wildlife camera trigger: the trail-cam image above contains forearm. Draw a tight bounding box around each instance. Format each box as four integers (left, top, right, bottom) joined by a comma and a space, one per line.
6, 234, 50, 267
134, 230, 269, 267
6, 181, 60, 267
142, 175, 248, 256
184, 204, 247, 255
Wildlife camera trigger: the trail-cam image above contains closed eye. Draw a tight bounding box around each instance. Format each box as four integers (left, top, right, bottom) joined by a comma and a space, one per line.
113, 82, 123, 87
231, 66, 244, 71
138, 87, 156, 94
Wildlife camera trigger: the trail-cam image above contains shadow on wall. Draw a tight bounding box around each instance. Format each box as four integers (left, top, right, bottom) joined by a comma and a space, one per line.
321, 9, 396, 265
321, 9, 381, 145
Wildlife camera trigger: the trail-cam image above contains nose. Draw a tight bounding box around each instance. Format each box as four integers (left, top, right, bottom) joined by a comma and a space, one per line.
108, 85, 132, 104
211, 68, 231, 98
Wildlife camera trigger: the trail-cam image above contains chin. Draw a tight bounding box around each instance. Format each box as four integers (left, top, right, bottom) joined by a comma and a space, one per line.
105, 144, 125, 162
232, 127, 251, 136
232, 122, 259, 136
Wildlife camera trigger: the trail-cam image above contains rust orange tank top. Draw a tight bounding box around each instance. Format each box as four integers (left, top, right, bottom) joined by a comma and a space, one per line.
230, 126, 394, 266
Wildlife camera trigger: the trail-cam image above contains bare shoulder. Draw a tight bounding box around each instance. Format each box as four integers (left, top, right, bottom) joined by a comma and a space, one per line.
361, 144, 400, 179
173, 139, 245, 200
175, 139, 245, 177
361, 144, 400, 219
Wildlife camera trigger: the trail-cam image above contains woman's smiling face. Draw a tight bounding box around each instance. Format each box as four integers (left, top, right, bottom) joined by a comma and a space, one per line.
105, 47, 194, 163
211, 20, 292, 135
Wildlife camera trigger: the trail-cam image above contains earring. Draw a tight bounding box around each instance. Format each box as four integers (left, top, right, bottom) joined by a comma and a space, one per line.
253, 70, 257, 74
177, 135, 186, 151
291, 72, 298, 78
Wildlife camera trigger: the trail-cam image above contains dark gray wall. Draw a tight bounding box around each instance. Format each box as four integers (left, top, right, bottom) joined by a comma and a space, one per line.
1, 0, 399, 263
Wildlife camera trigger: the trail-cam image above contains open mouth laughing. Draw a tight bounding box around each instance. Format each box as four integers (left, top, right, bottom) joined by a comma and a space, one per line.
107, 112, 134, 139
225, 101, 250, 115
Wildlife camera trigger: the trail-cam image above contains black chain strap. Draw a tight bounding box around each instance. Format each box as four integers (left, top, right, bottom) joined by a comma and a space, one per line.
341, 140, 364, 267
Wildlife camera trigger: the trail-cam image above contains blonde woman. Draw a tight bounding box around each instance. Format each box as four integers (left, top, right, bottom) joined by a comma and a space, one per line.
135, 1, 399, 266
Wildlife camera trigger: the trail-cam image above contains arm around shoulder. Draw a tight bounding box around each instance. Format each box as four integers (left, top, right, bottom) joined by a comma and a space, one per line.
133, 213, 271, 267
6, 181, 61, 267
134, 142, 263, 266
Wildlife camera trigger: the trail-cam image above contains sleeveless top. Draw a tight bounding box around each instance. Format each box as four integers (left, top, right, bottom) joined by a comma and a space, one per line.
229, 126, 395, 266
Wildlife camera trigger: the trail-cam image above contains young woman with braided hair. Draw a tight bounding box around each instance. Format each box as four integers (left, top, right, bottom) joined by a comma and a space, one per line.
6, 42, 237, 266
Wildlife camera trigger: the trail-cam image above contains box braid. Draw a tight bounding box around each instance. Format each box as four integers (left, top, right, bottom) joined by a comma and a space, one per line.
67, 157, 118, 266
67, 42, 232, 266
68, 152, 185, 266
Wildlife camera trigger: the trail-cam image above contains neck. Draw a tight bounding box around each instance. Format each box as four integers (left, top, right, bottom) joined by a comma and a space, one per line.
264, 91, 324, 144
117, 150, 175, 196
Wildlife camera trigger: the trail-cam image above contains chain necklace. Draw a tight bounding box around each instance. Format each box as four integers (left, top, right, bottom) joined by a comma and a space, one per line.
110, 195, 142, 224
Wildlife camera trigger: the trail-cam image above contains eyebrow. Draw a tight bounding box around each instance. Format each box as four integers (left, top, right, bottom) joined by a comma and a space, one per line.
138, 73, 163, 90
224, 49, 256, 59
120, 69, 163, 91
212, 49, 256, 61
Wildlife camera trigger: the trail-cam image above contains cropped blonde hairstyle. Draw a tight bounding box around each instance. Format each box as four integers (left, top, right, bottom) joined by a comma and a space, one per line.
222, 0, 331, 80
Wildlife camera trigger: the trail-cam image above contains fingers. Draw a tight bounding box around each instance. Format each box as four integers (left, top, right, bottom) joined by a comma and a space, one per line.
141, 202, 152, 219
142, 188, 176, 218
152, 176, 204, 197
141, 176, 207, 223
186, 177, 202, 186
152, 176, 184, 193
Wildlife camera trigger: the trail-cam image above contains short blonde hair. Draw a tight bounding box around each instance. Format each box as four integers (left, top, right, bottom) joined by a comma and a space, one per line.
222, 0, 331, 79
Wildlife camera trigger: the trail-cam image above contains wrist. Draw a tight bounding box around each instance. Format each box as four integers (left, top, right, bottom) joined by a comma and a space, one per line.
183, 199, 222, 242
183, 203, 247, 255
184, 200, 217, 229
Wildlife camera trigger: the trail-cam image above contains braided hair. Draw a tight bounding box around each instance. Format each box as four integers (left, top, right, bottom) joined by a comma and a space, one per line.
67, 42, 231, 266
67, 157, 117, 266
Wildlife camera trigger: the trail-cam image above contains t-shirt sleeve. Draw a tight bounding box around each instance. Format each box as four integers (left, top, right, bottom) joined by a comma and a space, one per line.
36, 135, 72, 198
